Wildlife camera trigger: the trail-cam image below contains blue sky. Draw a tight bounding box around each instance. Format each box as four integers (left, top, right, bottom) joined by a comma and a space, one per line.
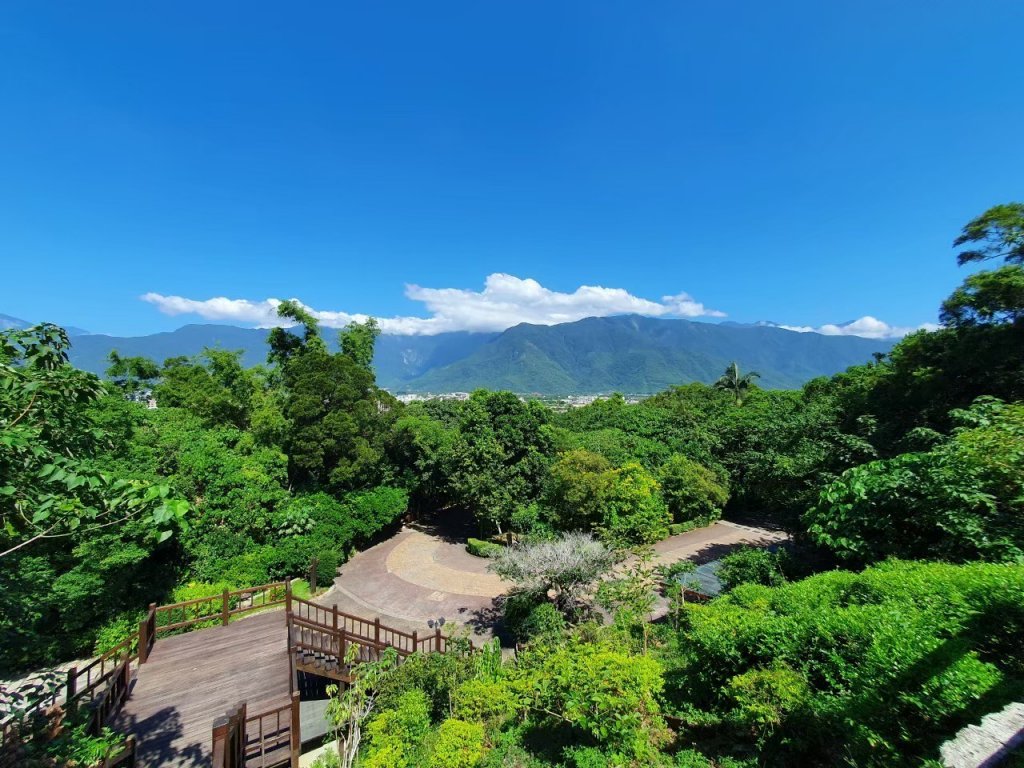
1, 1, 1021, 338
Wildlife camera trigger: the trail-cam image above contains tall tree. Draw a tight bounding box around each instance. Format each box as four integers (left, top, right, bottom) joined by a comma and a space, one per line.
714, 361, 760, 405
953, 202, 1024, 265
339, 318, 380, 371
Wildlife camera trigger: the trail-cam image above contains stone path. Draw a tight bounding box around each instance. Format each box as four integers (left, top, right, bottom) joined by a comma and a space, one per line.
941, 702, 1024, 768
318, 519, 787, 641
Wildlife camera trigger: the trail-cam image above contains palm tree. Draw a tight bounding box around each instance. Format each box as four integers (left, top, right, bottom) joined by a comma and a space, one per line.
714, 361, 760, 405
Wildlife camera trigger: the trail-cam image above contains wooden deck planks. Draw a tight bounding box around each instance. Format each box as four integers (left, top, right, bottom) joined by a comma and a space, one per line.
114, 609, 293, 768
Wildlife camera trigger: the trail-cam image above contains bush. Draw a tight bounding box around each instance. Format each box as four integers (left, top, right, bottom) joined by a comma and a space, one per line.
518, 603, 566, 644
453, 679, 518, 723
93, 613, 142, 655
467, 538, 503, 558
674, 750, 714, 768
363, 689, 431, 768
490, 533, 615, 615
667, 517, 715, 536
429, 719, 486, 768
658, 454, 729, 524
672, 560, 1024, 765
516, 640, 669, 760
718, 547, 787, 591
310, 750, 341, 768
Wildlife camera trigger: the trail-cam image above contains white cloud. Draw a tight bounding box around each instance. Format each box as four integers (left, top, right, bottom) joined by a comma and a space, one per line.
776, 316, 940, 340
142, 274, 726, 335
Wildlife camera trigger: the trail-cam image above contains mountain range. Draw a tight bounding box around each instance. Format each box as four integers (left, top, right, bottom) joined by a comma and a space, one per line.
3, 313, 895, 393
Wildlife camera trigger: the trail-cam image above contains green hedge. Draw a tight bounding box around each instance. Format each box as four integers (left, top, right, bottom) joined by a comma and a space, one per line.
466, 538, 503, 558
668, 515, 716, 536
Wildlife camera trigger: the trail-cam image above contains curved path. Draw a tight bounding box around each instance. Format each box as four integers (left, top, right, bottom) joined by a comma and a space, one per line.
113, 520, 787, 766
317, 520, 787, 640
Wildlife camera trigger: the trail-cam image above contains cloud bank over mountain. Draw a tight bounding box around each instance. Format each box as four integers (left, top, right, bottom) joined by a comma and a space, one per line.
142, 273, 931, 340
775, 316, 940, 340
142, 273, 725, 335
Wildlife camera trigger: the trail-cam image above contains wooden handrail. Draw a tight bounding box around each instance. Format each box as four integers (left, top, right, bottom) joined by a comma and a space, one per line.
213, 694, 299, 768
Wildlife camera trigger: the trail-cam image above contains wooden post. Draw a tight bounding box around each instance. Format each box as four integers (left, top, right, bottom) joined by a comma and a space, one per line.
285, 578, 292, 613
66, 666, 78, 711
289, 691, 301, 768
140, 614, 149, 667
412, 630, 418, 652
435, 626, 442, 653
211, 714, 229, 768
374, 617, 380, 646
222, 588, 231, 626
309, 557, 318, 592
332, 605, 339, 631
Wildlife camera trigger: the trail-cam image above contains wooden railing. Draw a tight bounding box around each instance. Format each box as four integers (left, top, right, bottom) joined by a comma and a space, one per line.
149, 581, 288, 635
212, 694, 299, 768
287, 594, 450, 658
2, 578, 294, 767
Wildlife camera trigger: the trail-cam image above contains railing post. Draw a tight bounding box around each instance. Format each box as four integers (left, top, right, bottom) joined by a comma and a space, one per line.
332, 604, 339, 632
285, 578, 292, 614
435, 626, 442, 653
289, 691, 301, 768
309, 557, 318, 593
412, 630, 418, 652
66, 666, 78, 710
212, 714, 229, 768
222, 588, 230, 626
138, 604, 153, 665
374, 617, 380, 646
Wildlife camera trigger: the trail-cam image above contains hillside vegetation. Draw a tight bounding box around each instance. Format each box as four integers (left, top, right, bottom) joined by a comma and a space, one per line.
2, 203, 1023, 767
62, 315, 892, 393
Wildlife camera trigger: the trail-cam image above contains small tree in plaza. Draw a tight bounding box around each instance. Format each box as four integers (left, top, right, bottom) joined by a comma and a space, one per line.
489, 532, 616, 616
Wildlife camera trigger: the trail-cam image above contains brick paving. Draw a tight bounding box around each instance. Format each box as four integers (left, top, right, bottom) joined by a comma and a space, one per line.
316, 520, 787, 641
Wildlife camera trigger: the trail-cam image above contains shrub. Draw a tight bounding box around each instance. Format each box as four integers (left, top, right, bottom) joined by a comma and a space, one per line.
363, 689, 431, 768
518, 603, 566, 644
668, 517, 715, 536
93, 613, 142, 655
429, 719, 486, 768
674, 750, 714, 768
467, 538, 503, 558
718, 547, 787, 591
453, 678, 518, 724
658, 455, 729, 524
672, 560, 1024, 765
310, 750, 341, 768
517, 640, 669, 760
725, 663, 809, 739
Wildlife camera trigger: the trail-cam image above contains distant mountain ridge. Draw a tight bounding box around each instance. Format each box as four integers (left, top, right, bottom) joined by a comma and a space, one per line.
33, 314, 896, 393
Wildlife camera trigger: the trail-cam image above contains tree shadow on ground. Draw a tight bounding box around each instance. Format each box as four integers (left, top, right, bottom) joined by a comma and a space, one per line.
461, 596, 512, 644
114, 705, 206, 768
407, 507, 482, 545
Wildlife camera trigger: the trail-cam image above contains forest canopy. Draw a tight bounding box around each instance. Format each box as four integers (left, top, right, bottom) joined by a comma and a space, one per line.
1, 203, 1023, 767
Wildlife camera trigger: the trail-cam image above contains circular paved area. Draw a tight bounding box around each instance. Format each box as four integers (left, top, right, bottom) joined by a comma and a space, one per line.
317, 520, 787, 641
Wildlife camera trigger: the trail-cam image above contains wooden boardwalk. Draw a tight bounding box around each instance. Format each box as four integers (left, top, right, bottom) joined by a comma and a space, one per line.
113, 609, 292, 768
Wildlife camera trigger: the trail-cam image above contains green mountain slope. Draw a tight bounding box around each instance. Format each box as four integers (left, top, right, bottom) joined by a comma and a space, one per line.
52, 315, 893, 393
408, 315, 895, 392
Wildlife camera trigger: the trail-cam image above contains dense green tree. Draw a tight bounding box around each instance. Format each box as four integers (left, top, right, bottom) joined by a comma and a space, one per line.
940, 264, 1024, 327
266, 302, 395, 492
155, 349, 259, 428
806, 398, 1024, 564
105, 349, 160, 395
953, 201, 1024, 265
657, 454, 729, 524
339, 318, 381, 371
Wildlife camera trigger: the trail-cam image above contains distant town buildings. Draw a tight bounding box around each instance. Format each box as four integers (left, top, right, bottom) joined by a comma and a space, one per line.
387, 391, 644, 409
